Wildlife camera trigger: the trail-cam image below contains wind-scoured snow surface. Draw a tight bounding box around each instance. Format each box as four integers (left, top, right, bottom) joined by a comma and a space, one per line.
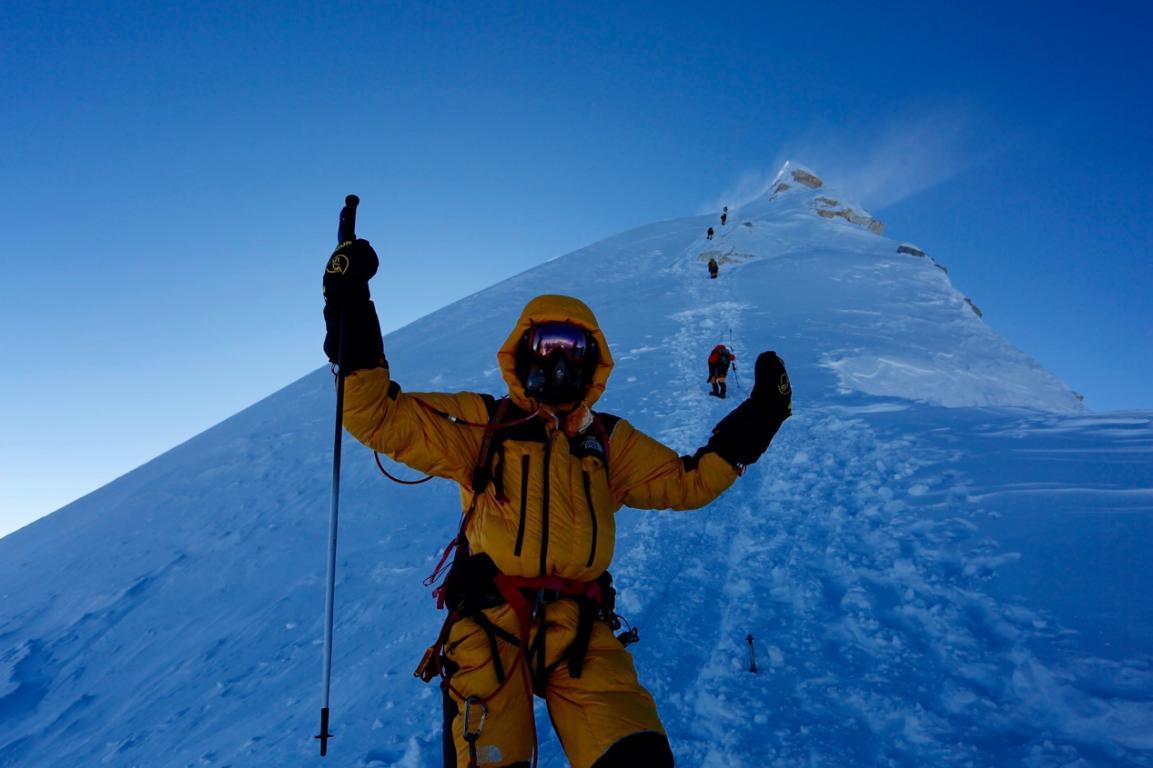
2, 169, 1150, 767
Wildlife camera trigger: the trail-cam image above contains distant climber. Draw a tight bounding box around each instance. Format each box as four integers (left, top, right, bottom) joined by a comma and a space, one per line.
720, 206, 729, 226
708, 344, 736, 398
708, 257, 719, 279
707, 226, 715, 241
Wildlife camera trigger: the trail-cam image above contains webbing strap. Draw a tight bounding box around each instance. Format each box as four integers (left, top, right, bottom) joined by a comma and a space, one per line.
471, 398, 513, 495
472, 610, 521, 684
592, 413, 612, 468
490, 574, 605, 691
423, 398, 514, 594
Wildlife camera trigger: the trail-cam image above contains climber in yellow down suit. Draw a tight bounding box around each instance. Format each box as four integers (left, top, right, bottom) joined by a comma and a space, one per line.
322, 237, 792, 768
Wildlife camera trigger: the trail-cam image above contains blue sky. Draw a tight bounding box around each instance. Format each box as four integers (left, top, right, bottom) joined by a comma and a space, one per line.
2, 1, 1151, 536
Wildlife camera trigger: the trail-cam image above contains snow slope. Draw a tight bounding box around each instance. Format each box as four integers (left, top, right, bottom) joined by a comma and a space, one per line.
2, 165, 1150, 767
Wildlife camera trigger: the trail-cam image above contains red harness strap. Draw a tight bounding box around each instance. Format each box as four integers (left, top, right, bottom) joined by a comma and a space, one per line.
492, 574, 604, 620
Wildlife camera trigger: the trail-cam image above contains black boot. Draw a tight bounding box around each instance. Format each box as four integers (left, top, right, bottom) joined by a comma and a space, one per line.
592, 732, 674, 767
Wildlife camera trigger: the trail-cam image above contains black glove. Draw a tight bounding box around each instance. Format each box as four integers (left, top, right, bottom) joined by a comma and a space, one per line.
323, 238, 379, 305
750, 351, 792, 419
705, 351, 792, 467
322, 239, 386, 372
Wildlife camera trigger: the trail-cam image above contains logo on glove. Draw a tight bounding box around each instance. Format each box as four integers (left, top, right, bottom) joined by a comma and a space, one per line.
778, 372, 791, 397
326, 253, 350, 275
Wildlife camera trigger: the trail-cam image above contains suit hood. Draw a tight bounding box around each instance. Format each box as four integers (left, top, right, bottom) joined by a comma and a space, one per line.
498, 294, 614, 411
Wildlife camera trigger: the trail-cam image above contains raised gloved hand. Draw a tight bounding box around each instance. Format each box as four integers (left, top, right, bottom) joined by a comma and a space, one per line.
323, 238, 379, 305
751, 351, 792, 418
322, 239, 385, 372
705, 351, 792, 468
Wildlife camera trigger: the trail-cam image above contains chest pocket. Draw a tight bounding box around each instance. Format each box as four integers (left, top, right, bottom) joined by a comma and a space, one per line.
570, 427, 612, 568
494, 441, 545, 560
482, 421, 548, 561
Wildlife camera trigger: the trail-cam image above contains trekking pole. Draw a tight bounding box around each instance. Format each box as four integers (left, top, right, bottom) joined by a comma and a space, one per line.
317, 194, 359, 757
728, 327, 743, 393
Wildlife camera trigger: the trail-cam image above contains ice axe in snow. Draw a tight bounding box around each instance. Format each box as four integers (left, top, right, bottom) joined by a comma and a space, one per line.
317, 194, 359, 756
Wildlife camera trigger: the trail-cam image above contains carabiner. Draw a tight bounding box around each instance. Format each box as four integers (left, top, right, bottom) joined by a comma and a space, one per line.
462, 696, 488, 741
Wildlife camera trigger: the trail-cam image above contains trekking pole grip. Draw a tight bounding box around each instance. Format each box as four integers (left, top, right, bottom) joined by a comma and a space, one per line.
338, 194, 359, 244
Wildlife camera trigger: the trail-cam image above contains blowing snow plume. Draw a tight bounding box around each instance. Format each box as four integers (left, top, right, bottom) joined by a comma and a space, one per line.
709, 108, 990, 213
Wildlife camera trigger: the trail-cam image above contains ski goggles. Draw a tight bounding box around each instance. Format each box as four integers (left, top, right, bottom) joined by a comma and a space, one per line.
522, 322, 597, 364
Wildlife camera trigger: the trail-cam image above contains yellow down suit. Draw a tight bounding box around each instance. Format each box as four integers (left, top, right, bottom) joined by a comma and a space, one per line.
342, 294, 739, 768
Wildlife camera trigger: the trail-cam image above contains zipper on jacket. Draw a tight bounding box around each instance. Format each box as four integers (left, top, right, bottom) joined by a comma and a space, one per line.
514, 454, 529, 556
582, 470, 598, 568
539, 437, 552, 576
